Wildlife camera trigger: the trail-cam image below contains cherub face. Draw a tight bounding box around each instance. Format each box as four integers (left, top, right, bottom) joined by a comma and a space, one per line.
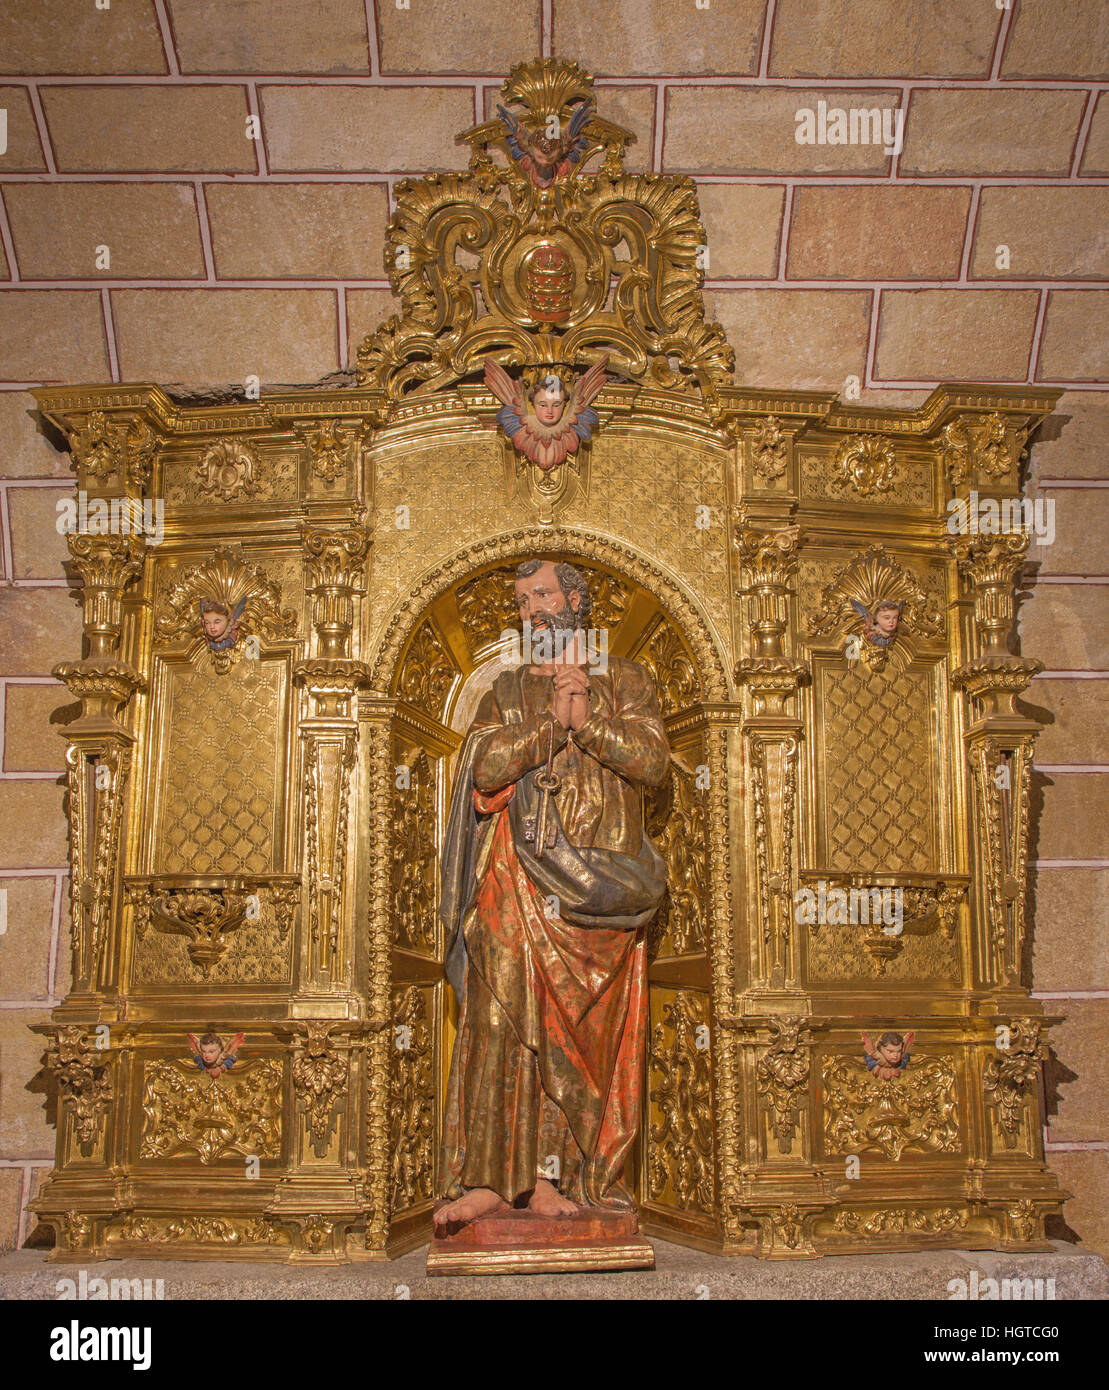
202, 610, 230, 640
199, 1042, 222, 1065
532, 386, 566, 426
878, 1041, 903, 1065
873, 607, 900, 636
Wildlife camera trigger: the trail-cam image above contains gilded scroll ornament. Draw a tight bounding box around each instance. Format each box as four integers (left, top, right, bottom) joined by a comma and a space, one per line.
944, 413, 1027, 486
637, 620, 702, 716
140, 1057, 282, 1164
646, 759, 707, 956
393, 749, 437, 953
390, 987, 435, 1212
968, 737, 1036, 982
196, 439, 259, 501
823, 1052, 959, 1161
155, 545, 298, 674
113, 1213, 285, 1247
833, 1207, 968, 1236
831, 435, 898, 497
292, 1024, 348, 1159
648, 993, 714, 1214
133, 886, 250, 975
983, 1019, 1044, 1147
395, 620, 458, 721
47, 1027, 113, 1155
303, 732, 357, 964
750, 416, 788, 482
1007, 1198, 1038, 1242
64, 741, 132, 988
756, 1017, 811, 1156
66, 410, 157, 489
301, 420, 367, 485
357, 60, 733, 406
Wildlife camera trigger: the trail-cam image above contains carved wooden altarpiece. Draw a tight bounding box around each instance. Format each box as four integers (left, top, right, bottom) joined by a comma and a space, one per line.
30, 60, 1065, 1264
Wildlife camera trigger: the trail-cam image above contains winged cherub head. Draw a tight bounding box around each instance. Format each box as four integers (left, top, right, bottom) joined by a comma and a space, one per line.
530, 374, 568, 426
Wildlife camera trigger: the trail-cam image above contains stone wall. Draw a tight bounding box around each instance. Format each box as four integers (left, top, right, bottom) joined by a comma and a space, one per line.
0, 1, 1104, 1254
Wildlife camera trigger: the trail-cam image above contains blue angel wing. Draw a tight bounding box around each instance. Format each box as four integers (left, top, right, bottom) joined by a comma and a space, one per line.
849, 598, 869, 621
496, 104, 527, 163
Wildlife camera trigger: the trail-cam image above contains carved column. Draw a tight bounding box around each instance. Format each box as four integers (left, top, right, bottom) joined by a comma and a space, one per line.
733, 517, 810, 990
54, 533, 146, 1001
950, 534, 1041, 991
294, 520, 370, 989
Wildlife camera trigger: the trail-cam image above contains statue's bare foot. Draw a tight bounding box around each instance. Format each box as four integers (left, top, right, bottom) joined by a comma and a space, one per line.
527, 1177, 579, 1218
433, 1187, 507, 1230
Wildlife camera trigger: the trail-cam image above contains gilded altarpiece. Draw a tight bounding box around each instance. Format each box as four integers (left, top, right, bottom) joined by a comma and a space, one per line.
30, 61, 1065, 1263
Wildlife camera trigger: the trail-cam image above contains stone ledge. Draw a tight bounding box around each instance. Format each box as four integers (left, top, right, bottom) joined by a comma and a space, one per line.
2, 1241, 1106, 1302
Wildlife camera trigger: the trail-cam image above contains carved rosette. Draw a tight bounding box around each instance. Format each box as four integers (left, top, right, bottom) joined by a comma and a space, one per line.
648, 992, 714, 1215
291, 1024, 349, 1158
983, 1019, 1044, 1148
47, 1027, 113, 1156
756, 1017, 811, 1156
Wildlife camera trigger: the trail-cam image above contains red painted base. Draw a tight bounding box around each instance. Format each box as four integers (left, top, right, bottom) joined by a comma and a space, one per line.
426, 1202, 655, 1275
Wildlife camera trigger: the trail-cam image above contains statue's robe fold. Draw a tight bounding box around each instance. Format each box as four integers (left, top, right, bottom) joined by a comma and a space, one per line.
438, 658, 670, 1208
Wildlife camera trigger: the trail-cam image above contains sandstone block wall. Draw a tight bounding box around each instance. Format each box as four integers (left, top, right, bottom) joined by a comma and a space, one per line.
0, 0, 1104, 1254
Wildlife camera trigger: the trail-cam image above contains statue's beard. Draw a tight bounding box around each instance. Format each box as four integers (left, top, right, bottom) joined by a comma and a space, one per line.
531, 602, 583, 634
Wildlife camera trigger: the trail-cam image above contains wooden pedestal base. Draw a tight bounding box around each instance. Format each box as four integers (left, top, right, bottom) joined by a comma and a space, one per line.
426, 1204, 655, 1276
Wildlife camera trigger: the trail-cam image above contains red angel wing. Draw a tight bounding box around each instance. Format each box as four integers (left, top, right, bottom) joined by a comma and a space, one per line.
903, 1031, 916, 1053
569, 355, 609, 411
483, 358, 525, 412
187, 1033, 201, 1056
224, 1031, 246, 1060
861, 1031, 877, 1059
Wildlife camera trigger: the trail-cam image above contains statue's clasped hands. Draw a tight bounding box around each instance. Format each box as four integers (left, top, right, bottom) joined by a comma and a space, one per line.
552, 663, 591, 731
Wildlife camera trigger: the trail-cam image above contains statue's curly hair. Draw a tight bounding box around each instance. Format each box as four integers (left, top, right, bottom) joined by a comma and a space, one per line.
515, 559, 593, 625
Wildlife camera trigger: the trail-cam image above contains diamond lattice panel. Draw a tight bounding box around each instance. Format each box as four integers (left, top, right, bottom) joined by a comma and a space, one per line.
156, 659, 285, 874
819, 661, 936, 872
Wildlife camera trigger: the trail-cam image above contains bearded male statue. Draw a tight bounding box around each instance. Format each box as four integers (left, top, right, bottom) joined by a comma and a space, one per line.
433, 559, 671, 1229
